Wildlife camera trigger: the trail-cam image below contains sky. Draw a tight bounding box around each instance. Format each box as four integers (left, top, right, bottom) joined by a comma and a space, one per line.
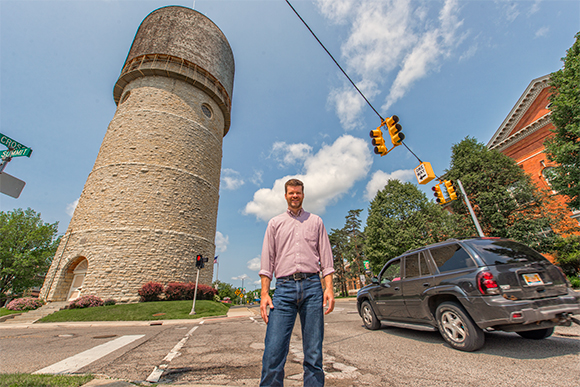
1, 0, 578, 291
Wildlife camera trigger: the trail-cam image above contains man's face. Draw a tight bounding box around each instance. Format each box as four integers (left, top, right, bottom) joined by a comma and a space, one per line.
285, 185, 304, 212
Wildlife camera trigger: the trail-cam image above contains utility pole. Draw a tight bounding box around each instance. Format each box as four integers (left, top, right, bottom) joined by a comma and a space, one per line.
457, 179, 485, 237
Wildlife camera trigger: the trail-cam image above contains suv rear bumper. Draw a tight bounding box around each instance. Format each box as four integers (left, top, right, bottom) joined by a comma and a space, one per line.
465, 290, 580, 330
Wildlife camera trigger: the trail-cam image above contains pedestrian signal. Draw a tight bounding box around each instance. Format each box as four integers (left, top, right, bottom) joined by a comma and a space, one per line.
432, 184, 447, 204
369, 127, 388, 156
385, 115, 405, 146
444, 180, 458, 201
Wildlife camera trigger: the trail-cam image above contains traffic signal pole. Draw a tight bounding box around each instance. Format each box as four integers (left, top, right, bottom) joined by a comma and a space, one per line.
457, 179, 485, 237
189, 268, 200, 315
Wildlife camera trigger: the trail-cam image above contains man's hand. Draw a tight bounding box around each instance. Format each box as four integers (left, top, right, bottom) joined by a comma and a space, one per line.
323, 274, 335, 315
260, 275, 273, 323
260, 294, 274, 323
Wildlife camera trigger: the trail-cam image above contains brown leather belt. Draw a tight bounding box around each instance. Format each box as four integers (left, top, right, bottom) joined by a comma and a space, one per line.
277, 272, 319, 281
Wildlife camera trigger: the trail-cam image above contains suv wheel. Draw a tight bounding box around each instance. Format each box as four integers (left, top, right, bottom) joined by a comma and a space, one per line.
361, 300, 381, 330
436, 302, 485, 352
517, 327, 554, 340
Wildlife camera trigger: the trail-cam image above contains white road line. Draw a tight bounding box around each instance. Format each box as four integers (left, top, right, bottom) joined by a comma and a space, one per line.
33, 335, 145, 375
146, 325, 199, 383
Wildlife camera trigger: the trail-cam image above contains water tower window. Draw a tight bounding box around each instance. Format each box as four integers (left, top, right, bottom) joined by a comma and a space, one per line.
201, 103, 213, 118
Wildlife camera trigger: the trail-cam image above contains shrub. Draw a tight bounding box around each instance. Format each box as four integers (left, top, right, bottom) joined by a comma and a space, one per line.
197, 284, 218, 300
569, 276, 580, 289
138, 281, 164, 302
165, 282, 194, 301
103, 299, 116, 306
6, 297, 45, 311
68, 295, 104, 309
552, 235, 580, 277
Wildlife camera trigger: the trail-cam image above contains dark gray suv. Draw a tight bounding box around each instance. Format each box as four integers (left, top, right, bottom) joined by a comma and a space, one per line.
357, 237, 580, 351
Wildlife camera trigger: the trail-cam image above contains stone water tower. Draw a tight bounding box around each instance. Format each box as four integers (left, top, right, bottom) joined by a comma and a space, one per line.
40, 6, 234, 302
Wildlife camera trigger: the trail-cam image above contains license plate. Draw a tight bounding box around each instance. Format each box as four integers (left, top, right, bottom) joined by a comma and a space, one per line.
522, 273, 544, 286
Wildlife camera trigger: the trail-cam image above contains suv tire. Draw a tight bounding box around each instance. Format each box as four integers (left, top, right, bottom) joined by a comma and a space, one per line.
361, 300, 381, 330
436, 302, 485, 352
516, 327, 554, 340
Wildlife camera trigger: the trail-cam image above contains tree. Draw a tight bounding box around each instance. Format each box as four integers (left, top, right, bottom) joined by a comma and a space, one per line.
544, 32, 580, 211
329, 227, 349, 297
446, 137, 575, 251
364, 180, 471, 274
0, 208, 60, 300
329, 209, 366, 296
551, 235, 580, 277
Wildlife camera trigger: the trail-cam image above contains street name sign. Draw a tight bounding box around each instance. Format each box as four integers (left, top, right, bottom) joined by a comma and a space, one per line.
0, 148, 33, 159
0, 132, 28, 150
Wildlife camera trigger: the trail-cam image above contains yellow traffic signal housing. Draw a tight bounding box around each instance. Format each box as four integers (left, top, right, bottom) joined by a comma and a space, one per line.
432, 184, 447, 204
444, 180, 458, 201
369, 127, 388, 156
385, 115, 405, 146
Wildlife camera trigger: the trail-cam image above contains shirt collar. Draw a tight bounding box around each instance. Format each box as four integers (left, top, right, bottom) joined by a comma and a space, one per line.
287, 208, 304, 218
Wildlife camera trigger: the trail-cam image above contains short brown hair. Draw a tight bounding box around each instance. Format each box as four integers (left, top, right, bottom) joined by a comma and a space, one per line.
285, 178, 304, 193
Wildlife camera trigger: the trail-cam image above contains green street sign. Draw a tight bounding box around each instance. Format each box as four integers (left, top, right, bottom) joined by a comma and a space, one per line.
0, 148, 32, 159
0, 133, 28, 150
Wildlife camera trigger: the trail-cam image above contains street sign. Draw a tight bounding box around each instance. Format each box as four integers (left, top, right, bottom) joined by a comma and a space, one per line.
0, 172, 26, 198
414, 162, 436, 185
0, 132, 28, 150
0, 147, 32, 159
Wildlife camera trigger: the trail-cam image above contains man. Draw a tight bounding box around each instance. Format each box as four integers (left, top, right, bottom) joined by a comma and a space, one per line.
259, 178, 335, 387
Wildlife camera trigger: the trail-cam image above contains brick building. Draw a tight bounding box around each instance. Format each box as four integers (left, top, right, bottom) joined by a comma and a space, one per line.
487, 75, 579, 232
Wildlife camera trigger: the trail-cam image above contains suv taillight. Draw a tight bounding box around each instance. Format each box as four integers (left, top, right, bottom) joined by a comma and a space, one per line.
477, 271, 500, 295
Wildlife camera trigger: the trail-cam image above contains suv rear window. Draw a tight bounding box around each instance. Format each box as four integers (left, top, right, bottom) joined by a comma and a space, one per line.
430, 244, 475, 273
465, 239, 550, 265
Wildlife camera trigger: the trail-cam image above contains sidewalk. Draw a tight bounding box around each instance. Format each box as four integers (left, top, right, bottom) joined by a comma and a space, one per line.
0, 304, 257, 330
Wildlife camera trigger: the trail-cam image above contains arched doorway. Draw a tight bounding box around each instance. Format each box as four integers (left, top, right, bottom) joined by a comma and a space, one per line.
67, 259, 88, 301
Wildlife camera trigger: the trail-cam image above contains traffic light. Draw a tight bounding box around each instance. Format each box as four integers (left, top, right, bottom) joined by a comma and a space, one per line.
385, 115, 405, 146
196, 254, 203, 269
369, 127, 388, 156
444, 180, 458, 201
432, 184, 447, 204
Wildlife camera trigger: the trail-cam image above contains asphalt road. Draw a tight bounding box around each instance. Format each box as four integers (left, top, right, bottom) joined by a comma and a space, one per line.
1, 298, 579, 386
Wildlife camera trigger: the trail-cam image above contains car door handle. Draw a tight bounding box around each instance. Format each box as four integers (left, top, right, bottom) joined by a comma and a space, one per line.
394, 287, 400, 291
423, 283, 430, 287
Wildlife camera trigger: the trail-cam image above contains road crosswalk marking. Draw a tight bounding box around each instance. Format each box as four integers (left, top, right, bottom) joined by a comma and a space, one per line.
33, 335, 145, 374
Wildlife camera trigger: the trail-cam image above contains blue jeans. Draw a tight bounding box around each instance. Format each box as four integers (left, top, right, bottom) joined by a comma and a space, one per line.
260, 274, 325, 387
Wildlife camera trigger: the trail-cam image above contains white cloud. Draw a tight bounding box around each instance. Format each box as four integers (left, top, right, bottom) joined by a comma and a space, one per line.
317, 0, 466, 125
221, 168, 244, 190
271, 141, 312, 166
535, 26, 549, 38
251, 170, 263, 185
66, 198, 79, 217
215, 231, 229, 253
232, 274, 251, 281
496, 0, 519, 22
247, 257, 261, 271
244, 135, 372, 222
364, 169, 416, 201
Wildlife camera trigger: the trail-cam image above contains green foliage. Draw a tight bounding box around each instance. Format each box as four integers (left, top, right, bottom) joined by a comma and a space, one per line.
569, 276, 580, 289
364, 180, 471, 273
446, 137, 573, 251
0, 208, 60, 299
544, 32, 580, 211
39, 299, 230, 322
329, 210, 366, 296
213, 280, 241, 303
551, 235, 580, 277
0, 373, 93, 387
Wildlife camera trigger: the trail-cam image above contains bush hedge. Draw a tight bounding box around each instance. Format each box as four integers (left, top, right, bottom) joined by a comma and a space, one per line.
6, 297, 45, 311
139, 281, 218, 302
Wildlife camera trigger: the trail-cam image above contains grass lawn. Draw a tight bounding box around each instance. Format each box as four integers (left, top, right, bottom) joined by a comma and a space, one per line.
39, 300, 231, 323
0, 308, 22, 317
0, 373, 93, 387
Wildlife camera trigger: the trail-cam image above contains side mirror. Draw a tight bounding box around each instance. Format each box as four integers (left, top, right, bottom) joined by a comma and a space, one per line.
371, 276, 379, 285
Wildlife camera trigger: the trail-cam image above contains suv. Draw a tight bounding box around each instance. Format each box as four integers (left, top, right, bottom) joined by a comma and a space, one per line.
357, 237, 580, 351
